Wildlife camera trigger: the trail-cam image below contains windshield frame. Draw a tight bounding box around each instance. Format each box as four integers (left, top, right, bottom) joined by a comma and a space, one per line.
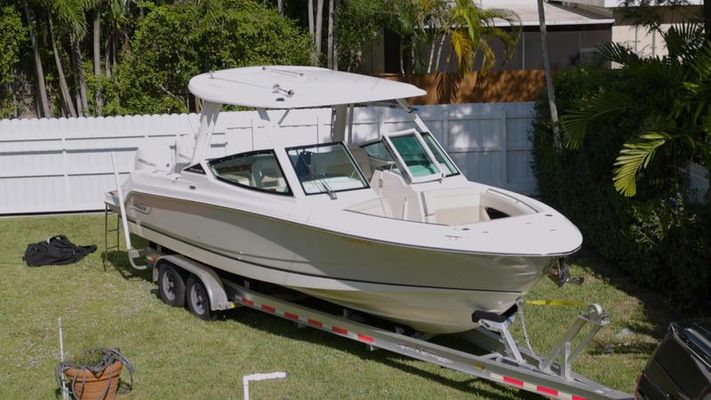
421, 132, 460, 178
381, 129, 447, 183
285, 141, 370, 196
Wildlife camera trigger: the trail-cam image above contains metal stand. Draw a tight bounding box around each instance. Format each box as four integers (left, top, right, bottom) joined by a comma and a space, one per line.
103, 199, 121, 270
541, 304, 609, 380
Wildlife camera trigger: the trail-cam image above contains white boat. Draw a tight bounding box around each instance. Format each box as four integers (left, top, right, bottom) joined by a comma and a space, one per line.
116, 66, 582, 334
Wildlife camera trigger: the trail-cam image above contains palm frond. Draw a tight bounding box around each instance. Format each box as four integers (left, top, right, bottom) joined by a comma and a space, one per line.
612, 132, 671, 197
450, 29, 473, 74
691, 42, 711, 80
597, 42, 639, 66
561, 90, 631, 149
661, 22, 705, 64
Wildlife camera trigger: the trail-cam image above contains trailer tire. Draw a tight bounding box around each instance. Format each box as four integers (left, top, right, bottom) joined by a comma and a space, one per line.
186, 276, 213, 320
158, 264, 186, 307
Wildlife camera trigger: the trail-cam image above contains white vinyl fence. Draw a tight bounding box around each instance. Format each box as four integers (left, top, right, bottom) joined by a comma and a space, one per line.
0, 102, 536, 214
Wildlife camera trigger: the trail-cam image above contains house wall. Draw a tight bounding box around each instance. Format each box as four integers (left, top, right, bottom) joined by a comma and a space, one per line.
381, 70, 546, 104
367, 26, 612, 81
610, 6, 703, 59
0, 103, 538, 214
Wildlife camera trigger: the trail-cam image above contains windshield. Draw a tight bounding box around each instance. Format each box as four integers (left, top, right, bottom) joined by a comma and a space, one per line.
363, 131, 459, 179
389, 134, 440, 178
287, 143, 369, 195
422, 133, 458, 176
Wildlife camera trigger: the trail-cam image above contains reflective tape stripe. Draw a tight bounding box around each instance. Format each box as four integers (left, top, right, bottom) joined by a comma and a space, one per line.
357, 333, 374, 343
490, 372, 586, 400
307, 319, 323, 328
284, 312, 299, 320
332, 326, 348, 335
537, 385, 558, 396
503, 376, 523, 387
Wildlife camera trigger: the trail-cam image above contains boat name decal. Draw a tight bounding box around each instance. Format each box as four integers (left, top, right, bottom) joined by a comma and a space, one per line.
132, 202, 151, 214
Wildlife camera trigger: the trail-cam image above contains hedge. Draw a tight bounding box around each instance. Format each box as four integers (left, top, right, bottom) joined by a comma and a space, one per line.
531, 66, 711, 311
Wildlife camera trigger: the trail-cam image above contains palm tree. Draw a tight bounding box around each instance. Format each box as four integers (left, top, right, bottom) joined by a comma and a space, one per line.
446, 0, 521, 77
22, 0, 51, 117
562, 24, 710, 197
538, 0, 561, 149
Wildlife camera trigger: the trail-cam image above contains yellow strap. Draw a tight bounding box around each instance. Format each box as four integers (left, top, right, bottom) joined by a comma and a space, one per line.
525, 299, 585, 307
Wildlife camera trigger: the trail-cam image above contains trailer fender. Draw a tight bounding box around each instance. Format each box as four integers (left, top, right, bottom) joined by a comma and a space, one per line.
154, 254, 234, 311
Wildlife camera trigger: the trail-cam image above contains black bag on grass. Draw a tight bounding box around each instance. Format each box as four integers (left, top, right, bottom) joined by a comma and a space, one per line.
23, 235, 97, 266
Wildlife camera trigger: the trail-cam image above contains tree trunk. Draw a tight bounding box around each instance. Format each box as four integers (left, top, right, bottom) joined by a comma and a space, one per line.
327, 0, 334, 69
93, 10, 102, 115
71, 38, 89, 116
278, 0, 284, 14
49, 17, 77, 118
537, 0, 561, 149
433, 34, 446, 73
427, 34, 438, 74
104, 36, 112, 78
315, 0, 324, 64
705, 0, 711, 42
399, 39, 405, 76
23, 2, 51, 118
308, 0, 316, 65
333, 0, 339, 70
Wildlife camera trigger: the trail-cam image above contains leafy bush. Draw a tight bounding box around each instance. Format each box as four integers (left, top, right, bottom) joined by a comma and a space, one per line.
0, 5, 27, 118
532, 66, 711, 311
105, 0, 311, 115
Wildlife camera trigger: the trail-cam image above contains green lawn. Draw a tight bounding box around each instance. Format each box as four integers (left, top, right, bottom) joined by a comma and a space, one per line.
0, 214, 673, 399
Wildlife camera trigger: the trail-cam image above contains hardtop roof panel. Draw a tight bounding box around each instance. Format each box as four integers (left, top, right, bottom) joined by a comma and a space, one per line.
188, 66, 426, 109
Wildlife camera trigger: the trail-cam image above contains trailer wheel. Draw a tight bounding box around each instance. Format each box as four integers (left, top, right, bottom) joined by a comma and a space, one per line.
158, 264, 186, 307
186, 276, 213, 320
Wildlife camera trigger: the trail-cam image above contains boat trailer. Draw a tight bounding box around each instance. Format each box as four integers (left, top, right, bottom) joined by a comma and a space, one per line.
104, 195, 632, 400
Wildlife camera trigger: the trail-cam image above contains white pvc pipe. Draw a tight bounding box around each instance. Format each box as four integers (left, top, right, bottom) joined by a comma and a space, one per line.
242, 372, 286, 400
110, 152, 146, 270
58, 318, 68, 400
110, 153, 132, 253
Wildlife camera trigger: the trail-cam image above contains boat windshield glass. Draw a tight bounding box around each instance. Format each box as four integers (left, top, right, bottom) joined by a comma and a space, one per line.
287, 143, 369, 195
362, 132, 458, 177
389, 134, 440, 178
421, 133, 458, 176
209, 150, 291, 195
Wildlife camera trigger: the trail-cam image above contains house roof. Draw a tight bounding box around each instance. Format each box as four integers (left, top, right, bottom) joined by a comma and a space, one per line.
557, 0, 701, 8
479, 0, 614, 27
188, 66, 426, 109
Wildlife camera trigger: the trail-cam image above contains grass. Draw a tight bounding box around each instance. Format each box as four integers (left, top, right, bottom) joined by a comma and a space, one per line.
0, 214, 674, 399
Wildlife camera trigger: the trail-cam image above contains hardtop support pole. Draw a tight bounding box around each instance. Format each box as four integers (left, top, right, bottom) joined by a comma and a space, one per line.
332, 104, 347, 143
191, 101, 222, 164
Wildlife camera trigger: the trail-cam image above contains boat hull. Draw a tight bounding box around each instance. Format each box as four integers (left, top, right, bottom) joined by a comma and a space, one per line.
126, 192, 552, 334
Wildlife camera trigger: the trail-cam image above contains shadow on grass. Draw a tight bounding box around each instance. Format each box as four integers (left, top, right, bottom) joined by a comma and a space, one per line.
588, 339, 659, 356
217, 307, 539, 400
102, 250, 152, 282
570, 250, 674, 340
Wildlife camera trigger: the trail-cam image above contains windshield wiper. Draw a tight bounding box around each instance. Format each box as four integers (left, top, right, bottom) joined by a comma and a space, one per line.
298, 152, 337, 200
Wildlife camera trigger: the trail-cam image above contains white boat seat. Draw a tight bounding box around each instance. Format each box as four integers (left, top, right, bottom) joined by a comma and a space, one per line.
421, 188, 488, 225
251, 157, 287, 192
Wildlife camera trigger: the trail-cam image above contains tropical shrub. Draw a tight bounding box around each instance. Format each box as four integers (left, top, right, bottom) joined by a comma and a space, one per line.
532, 65, 711, 311
561, 25, 711, 197
105, 0, 311, 115
0, 5, 27, 118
